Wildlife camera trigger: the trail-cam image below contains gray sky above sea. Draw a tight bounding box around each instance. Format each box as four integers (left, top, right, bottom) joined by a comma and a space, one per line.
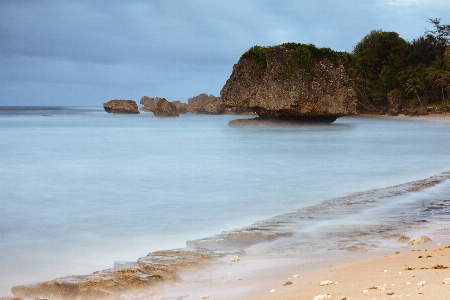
1, 0, 449, 106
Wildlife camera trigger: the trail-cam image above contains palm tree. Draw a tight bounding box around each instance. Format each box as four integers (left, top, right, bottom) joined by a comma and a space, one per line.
428, 57, 450, 105
405, 77, 426, 107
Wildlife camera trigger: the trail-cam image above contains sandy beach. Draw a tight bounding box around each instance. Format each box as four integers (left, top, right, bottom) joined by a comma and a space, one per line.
242, 243, 450, 300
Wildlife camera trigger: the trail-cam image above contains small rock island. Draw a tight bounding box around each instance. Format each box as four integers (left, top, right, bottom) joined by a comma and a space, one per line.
221, 43, 357, 123
103, 100, 140, 114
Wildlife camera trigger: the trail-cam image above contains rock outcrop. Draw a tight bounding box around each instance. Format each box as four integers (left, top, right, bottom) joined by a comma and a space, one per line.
152, 98, 179, 117
139, 96, 162, 112
195, 98, 225, 114
220, 43, 357, 123
103, 100, 139, 114
10, 248, 241, 300
172, 100, 188, 114
187, 93, 217, 113
12, 268, 162, 300
139, 94, 255, 115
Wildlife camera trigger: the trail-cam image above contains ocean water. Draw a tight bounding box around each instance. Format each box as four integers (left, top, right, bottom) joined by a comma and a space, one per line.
1, 107, 450, 296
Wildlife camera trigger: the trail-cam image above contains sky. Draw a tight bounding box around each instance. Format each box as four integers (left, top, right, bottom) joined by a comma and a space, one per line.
1, 0, 449, 106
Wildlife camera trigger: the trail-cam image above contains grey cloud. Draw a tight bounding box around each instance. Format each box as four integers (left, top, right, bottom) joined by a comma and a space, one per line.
1, 0, 449, 105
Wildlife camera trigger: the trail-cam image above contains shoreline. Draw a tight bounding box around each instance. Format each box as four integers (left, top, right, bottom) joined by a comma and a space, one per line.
5, 172, 450, 299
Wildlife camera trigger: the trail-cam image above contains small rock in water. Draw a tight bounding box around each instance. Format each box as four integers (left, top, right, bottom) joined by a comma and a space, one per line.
313, 294, 331, 300
319, 280, 333, 286
231, 255, 240, 262
408, 236, 432, 245
397, 235, 411, 243
346, 246, 359, 251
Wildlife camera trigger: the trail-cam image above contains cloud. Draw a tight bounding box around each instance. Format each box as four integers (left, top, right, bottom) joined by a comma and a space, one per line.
1, 0, 449, 105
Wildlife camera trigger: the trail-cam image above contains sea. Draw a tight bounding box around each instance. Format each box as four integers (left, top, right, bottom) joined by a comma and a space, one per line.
1, 106, 450, 297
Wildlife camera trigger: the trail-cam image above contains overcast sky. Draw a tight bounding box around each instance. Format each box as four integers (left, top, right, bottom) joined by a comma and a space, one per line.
1, 0, 449, 106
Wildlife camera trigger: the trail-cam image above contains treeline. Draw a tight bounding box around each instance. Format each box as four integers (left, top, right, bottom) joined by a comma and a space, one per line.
345, 18, 450, 114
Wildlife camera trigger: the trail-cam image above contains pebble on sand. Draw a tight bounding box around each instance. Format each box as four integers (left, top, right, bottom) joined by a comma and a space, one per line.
312, 294, 331, 300
319, 280, 333, 286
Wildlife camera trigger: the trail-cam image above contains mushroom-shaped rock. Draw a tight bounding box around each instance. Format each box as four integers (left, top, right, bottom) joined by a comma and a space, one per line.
221, 43, 356, 123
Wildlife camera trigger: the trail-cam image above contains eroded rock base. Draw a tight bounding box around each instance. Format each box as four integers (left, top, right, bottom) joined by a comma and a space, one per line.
229, 116, 338, 126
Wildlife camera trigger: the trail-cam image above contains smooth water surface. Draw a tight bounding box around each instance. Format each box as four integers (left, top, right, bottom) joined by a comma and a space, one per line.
1, 107, 450, 296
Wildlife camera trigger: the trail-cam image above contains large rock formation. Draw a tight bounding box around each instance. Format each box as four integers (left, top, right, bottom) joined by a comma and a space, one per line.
220, 43, 357, 123
103, 100, 139, 114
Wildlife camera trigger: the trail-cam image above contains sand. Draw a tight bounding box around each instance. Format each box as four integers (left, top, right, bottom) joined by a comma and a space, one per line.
244, 244, 450, 300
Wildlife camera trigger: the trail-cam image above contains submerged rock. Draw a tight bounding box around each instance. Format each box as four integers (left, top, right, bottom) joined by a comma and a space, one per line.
12, 268, 163, 300
137, 249, 212, 280
10, 247, 240, 300
103, 100, 139, 114
221, 44, 357, 123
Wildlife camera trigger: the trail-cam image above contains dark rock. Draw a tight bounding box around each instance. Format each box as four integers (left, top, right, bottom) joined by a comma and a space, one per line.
139, 96, 162, 112
103, 100, 139, 114
152, 98, 179, 117
187, 93, 217, 113
386, 109, 399, 116
220, 45, 357, 123
403, 106, 428, 116
172, 101, 188, 114
195, 98, 225, 114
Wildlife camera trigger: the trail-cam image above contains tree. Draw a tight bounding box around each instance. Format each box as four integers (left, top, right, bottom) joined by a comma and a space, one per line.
405, 77, 426, 107
427, 56, 450, 105
349, 30, 410, 108
426, 18, 450, 47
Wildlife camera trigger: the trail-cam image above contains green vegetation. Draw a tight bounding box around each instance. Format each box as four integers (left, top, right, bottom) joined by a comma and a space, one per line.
241, 18, 450, 110
240, 43, 339, 78
347, 18, 450, 110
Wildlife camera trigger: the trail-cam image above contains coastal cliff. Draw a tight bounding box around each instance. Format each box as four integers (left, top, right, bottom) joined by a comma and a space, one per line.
221, 43, 357, 123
